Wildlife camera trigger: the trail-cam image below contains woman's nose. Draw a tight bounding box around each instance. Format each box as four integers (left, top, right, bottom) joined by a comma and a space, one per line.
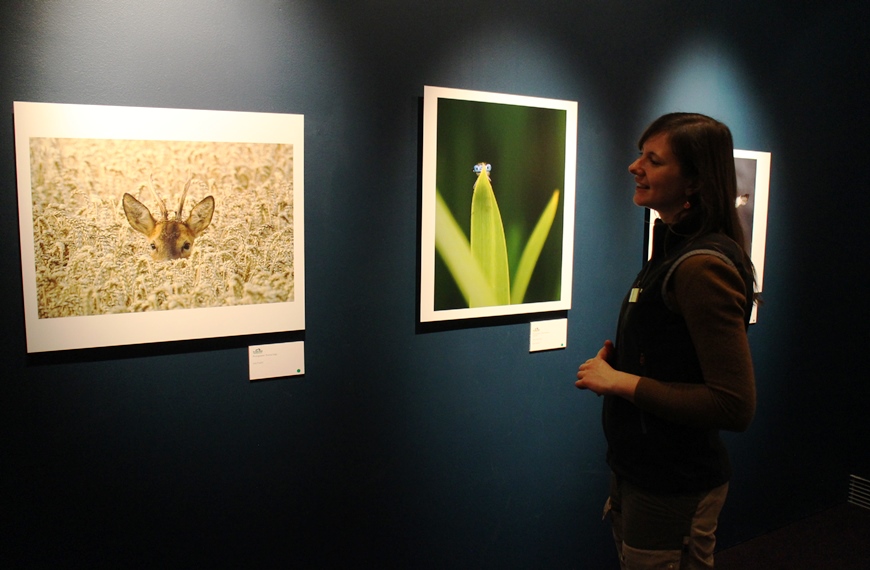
628, 158, 642, 175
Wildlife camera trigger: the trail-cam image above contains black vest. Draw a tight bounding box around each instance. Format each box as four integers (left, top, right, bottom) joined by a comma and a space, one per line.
603, 219, 754, 493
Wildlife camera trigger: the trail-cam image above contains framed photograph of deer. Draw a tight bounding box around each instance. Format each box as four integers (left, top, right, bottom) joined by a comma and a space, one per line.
420, 86, 577, 323
646, 149, 771, 323
13, 102, 305, 352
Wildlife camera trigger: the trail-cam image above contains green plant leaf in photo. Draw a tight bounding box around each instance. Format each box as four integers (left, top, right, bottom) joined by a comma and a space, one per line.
434, 189, 498, 308
470, 163, 510, 305
511, 188, 560, 304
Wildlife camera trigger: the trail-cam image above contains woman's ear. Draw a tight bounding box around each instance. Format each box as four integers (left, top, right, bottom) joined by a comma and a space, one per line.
683, 189, 700, 210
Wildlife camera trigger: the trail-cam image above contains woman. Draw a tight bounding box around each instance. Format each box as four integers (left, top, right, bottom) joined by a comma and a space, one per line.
575, 113, 756, 569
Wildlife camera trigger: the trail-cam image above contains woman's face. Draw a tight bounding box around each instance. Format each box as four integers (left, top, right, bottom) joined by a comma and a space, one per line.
628, 132, 693, 223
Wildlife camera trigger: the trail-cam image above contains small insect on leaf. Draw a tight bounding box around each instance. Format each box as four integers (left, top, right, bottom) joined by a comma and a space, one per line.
472, 162, 492, 177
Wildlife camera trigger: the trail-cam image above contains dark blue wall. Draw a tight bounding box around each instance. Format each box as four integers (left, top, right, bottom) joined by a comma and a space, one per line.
2, 1, 867, 567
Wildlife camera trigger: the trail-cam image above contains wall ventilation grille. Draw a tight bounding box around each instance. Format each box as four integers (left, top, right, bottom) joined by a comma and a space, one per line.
848, 474, 870, 510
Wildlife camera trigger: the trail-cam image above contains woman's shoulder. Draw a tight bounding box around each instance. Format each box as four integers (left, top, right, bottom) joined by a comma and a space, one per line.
663, 238, 741, 294
669, 253, 749, 313
672, 250, 740, 281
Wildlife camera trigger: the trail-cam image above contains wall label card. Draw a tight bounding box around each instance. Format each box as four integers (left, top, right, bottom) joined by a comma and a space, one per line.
529, 318, 567, 352
249, 341, 305, 381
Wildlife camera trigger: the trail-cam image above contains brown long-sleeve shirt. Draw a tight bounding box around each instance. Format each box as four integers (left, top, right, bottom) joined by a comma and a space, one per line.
634, 254, 756, 432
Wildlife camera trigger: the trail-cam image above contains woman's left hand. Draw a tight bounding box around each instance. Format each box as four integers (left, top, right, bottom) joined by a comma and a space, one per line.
575, 341, 640, 400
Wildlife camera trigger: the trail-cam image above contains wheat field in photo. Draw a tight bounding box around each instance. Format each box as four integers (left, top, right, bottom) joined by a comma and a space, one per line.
29, 137, 295, 319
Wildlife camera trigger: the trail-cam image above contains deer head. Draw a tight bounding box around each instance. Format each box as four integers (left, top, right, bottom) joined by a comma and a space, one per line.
123, 176, 215, 261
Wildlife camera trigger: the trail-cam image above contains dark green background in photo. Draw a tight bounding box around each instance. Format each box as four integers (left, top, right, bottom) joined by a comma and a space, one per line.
434, 97, 567, 310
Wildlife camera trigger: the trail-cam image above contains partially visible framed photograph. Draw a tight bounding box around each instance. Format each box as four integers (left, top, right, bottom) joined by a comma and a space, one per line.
420, 86, 578, 323
734, 150, 771, 323
14, 102, 304, 352
647, 149, 770, 323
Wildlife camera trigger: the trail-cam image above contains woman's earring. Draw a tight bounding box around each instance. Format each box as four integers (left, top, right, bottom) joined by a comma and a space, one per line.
683, 199, 692, 210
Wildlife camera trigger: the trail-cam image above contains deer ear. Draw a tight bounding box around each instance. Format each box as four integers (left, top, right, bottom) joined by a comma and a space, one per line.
187, 196, 215, 236
123, 193, 157, 236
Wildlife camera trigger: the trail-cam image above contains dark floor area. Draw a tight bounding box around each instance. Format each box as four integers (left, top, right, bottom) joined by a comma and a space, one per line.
716, 502, 870, 569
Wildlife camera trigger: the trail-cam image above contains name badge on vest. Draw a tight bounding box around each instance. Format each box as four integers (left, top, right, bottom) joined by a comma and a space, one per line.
629, 288, 642, 303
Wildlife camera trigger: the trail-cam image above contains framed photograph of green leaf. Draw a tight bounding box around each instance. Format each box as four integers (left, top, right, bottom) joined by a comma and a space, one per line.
14, 102, 305, 352
420, 86, 578, 323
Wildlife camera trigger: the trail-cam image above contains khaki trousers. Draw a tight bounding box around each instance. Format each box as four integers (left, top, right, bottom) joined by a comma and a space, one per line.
604, 474, 729, 570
